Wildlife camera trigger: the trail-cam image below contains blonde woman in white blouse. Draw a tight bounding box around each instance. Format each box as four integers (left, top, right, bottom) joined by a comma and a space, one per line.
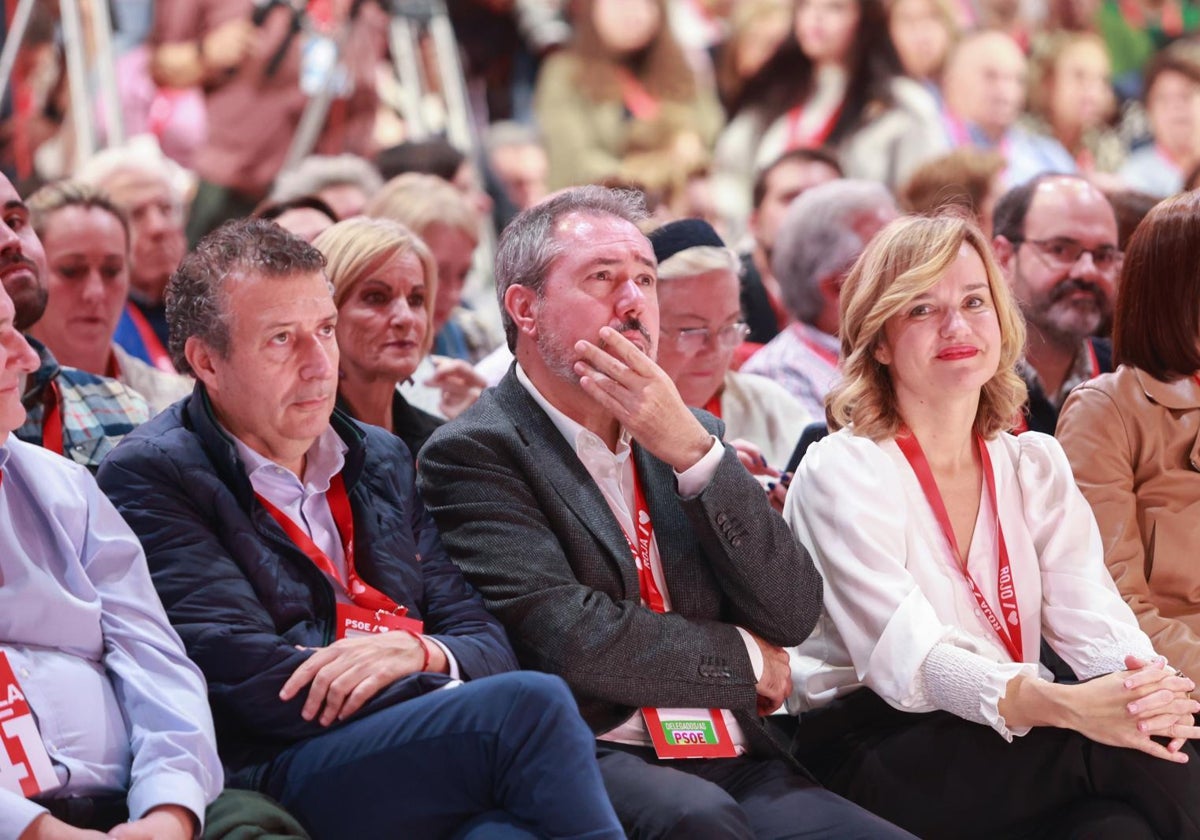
783, 211, 1200, 839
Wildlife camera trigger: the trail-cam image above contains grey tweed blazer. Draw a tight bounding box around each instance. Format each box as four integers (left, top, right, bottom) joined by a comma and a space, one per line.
418, 371, 823, 756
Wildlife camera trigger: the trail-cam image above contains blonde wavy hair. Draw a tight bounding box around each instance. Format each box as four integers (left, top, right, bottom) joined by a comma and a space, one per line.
827, 212, 1027, 441
313, 216, 439, 356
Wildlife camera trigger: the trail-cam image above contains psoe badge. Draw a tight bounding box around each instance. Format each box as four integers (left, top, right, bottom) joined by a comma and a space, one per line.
643, 706, 739, 760
0, 652, 60, 797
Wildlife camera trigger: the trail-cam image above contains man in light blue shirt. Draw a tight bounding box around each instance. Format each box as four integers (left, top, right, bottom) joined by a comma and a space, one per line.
0, 196, 305, 840
0, 239, 219, 840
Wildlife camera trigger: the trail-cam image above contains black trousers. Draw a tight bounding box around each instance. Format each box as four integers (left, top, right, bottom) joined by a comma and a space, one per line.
596, 742, 916, 839
793, 689, 1200, 840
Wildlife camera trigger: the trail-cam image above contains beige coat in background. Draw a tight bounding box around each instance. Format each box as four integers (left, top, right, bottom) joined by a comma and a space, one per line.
1057, 365, 1200, 678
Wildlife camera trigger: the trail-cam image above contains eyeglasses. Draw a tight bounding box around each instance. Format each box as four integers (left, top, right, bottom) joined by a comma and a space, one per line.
664, 322, 750, 353
1013, 237, 1123, 272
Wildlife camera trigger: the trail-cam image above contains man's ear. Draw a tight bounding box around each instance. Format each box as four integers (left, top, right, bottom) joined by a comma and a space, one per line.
817, 270, 842, 304
185, 336, 220, 394
504, 284, 538, 340
992, 236, 1016, 275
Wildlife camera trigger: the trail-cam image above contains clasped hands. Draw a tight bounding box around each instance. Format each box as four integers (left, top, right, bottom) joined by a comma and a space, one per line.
1071, 655, 1200, 763
280, 630, 446, 727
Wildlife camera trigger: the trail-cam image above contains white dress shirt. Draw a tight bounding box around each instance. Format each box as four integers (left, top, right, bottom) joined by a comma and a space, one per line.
785, 428, 1158, 740
516, 365, 763, 750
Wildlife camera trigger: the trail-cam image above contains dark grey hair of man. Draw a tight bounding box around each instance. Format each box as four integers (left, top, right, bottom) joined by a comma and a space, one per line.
495, 185, 649, 351
166, 217, 328, 376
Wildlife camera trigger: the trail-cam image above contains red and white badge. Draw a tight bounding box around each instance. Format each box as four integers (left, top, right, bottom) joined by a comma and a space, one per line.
0, 652, 59, 797
335, 603, 424, 641
643, 707, 738, 760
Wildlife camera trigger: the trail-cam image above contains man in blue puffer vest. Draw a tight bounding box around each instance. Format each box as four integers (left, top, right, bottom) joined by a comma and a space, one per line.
97, 218, 623, 840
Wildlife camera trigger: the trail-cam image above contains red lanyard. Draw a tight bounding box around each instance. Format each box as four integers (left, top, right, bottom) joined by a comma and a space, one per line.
895, 432, 1024, 662
703, 392, 723, 419
793, 323, 839, 367
621, 466, 666, 613
256, 473, 401, 614
42, 382, 63, 456
617, 68, 661, 121
124, 302, 175, 373
784, 101, 843, 151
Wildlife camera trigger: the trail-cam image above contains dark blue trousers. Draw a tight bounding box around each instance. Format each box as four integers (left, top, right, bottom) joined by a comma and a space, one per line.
261, 671, 623, 839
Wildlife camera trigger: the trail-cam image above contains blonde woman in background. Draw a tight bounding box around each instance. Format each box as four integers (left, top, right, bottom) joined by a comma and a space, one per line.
314, 217, 443, 461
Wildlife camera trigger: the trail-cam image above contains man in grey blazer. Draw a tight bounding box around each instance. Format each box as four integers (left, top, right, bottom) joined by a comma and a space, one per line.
418, 186, 910, 839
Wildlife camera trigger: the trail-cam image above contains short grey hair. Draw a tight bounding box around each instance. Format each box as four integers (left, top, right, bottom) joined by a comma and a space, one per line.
270, 154, 384, 206
772, 180, 896, 324
485, 120, 545, 156
657, 246, 740, 281
166, 218, 327, 376
496, 186, 648, 350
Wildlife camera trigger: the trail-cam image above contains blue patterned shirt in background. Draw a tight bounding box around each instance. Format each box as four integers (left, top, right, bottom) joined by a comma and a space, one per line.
16, 338, 149, 472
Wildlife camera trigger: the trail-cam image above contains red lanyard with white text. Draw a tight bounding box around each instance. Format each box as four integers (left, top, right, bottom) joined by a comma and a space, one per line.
625, 465, 737, 758
256, 473, 401, 614
895, 432, 1024, 662
623, 467, 666, 613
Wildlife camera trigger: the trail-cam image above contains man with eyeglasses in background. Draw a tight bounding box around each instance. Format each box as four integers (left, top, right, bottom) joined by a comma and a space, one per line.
992, 174, 1123, 434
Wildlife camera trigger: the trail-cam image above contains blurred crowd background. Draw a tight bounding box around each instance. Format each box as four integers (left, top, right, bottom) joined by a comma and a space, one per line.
1, 0, 1197, 364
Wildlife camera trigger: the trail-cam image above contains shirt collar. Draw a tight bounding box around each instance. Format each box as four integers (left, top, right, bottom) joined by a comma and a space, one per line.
20, 336, 59, 405
1017, 338, 1096, 408
792, 322, 839, 350
231, 424, 349, 491
514, 364, 632, 460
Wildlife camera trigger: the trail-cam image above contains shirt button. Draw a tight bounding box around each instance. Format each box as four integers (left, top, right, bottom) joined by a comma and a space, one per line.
974, 609, 982, 617
19, 668, 29, 678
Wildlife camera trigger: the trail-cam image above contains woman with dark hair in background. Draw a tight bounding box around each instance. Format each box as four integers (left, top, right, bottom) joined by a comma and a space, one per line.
714, 0, 946, 225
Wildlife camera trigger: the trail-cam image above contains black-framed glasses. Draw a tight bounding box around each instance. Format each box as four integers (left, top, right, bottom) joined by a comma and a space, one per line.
1013, 237, 1123, 272
663, 322, 750, 353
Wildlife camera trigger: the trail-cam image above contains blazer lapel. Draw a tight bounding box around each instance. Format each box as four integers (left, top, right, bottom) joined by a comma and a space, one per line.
493, 375, 640, 598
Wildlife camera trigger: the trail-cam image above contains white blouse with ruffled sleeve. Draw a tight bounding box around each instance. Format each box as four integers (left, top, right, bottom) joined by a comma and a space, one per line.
784, 428, 1157, 740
